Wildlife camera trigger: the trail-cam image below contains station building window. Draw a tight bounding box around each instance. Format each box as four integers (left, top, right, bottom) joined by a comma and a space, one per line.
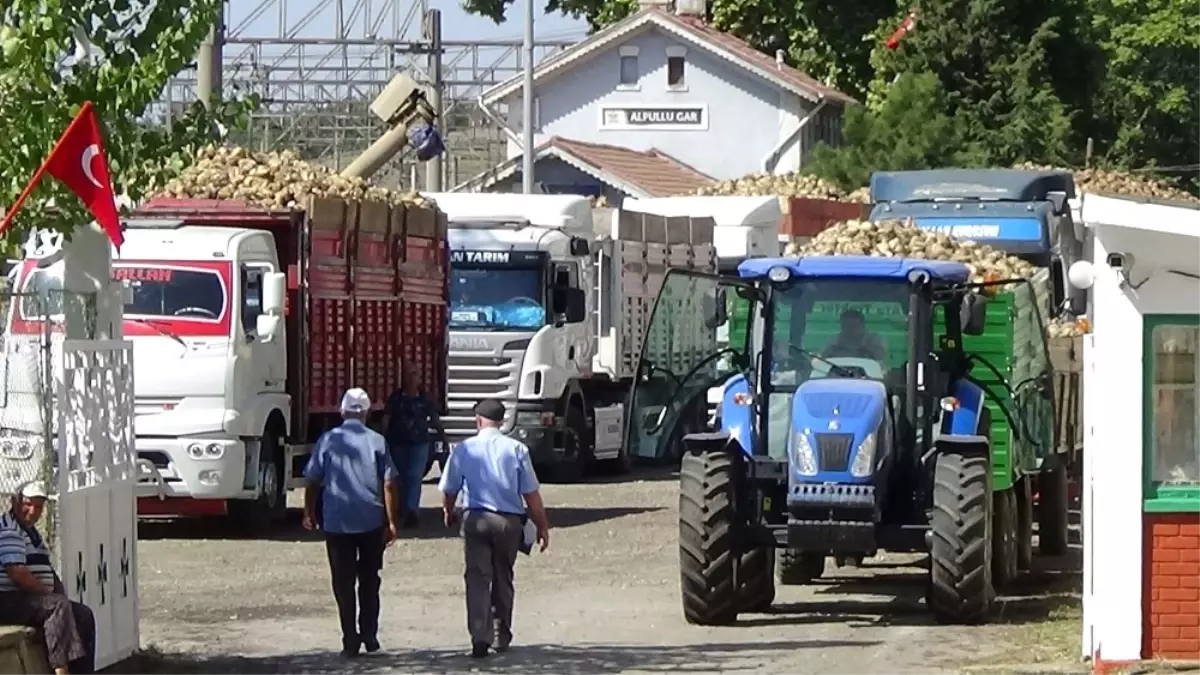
619, 46, 639, 88
1143, 314, 1200, 511
666, 45, 687, 90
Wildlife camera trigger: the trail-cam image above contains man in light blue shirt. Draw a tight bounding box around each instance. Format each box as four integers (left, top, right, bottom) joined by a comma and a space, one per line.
303, 387, 401, 659
439, 398, 550, 659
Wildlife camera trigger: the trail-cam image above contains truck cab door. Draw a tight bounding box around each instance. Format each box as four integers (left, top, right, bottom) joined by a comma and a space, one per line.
240, 264, 286, 390
625, 269, 758, 461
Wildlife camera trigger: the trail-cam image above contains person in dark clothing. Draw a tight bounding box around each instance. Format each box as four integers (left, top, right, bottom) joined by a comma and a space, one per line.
303, 387, 402, 659
0, 481, 95, 674
382, 365, 448, 528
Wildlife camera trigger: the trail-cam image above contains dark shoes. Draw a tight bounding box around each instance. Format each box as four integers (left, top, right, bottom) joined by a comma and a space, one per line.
471, 642, 490, 658
340, 644, 360, 659
402, 512, 421, 530
363, 638, 381, 654
342, 637, 380, 658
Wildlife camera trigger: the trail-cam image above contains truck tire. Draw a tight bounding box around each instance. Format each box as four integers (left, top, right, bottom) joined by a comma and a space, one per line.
992, 488, 1019, 589
779, 549, 826, 585
231, 433, 286, 531
929, 451, 993, 624
739, 546, 776, 613
550, 405, 591, 483
1037, 461, 1070, 556
679, 449, 740, 626
1015, 478, 1034, 571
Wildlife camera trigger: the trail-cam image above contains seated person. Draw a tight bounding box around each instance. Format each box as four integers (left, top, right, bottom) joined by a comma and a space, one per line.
0, 481, 95, 674
822, 309, 888, 363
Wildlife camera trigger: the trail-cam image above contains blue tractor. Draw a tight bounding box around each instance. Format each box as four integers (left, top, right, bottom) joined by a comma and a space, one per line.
625, 254, 1032, 625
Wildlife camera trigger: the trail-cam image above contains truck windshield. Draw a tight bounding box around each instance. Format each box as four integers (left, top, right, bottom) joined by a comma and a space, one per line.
114, 265, 227, 320
450, 267, 545, 330
769, 279, 910, 387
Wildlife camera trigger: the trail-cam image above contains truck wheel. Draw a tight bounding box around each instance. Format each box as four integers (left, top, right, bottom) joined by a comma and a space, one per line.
550, 405, 591, 483
1037, 461, 1069, 556
679, 448, 740, 625
929, 451, 993, 624
1015, 478, 1034, 571
779, 549, 826, 585
991, 488, 1019, 589
232, 433, 286, 531
739, 546, 776, 613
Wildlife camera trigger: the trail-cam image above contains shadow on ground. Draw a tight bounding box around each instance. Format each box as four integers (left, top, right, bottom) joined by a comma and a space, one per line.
139, 505, 663, 542
109, 639, 881, 674
739, 547, 1082, 630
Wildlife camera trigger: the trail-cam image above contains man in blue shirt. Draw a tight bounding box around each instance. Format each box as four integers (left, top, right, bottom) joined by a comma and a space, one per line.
303, 387, 401, 659
439, 398, 550, 659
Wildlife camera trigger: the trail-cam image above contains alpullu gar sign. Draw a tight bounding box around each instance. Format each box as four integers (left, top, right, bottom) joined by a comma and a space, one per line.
600, 106, 708, 130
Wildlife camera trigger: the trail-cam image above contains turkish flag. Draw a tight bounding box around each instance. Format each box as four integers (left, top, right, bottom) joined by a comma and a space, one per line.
0, 101, 124, 250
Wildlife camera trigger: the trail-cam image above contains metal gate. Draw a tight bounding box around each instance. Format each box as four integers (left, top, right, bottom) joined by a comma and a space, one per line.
55, 340, 137, 671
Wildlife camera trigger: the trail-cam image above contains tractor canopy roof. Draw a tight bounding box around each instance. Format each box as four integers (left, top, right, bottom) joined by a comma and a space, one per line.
737, 255, 971, 284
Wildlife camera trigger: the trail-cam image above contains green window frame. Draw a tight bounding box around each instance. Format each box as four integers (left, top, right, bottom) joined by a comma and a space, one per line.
1143, 314, 1200, 512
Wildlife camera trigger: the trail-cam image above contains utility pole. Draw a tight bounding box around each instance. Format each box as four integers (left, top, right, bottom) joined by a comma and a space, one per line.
521, 0, 535, 194
424, 9, 444, 192
196, 3, 225, 110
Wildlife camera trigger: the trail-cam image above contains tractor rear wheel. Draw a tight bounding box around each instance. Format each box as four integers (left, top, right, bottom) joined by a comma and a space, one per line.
992, 488, 1019, 589
779, 549, 826, 585
1037, 461, 1070, 556
929, 451, 993, 624
739, 546, 776, 613
679, 448, 740, 625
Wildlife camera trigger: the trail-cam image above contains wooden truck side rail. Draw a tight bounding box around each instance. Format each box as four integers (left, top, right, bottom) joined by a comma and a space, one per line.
1048, 335, 1083, 461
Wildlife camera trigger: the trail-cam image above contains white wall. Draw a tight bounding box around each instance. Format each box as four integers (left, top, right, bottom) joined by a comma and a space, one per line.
1083, 222, 1200, 662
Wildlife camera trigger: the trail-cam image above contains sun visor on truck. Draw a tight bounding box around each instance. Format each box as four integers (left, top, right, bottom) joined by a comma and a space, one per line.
448, 249, 547, 268
869, 201, 1054, 257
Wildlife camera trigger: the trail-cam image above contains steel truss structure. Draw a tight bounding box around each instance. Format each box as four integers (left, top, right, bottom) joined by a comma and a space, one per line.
151, 0, 579, 188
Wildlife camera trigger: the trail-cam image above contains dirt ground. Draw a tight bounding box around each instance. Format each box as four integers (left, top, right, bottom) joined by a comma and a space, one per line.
120, 467, 1086, 674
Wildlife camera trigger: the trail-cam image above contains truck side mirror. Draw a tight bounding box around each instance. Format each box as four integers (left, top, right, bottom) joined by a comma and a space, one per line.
551, 286, 587, 323
960, 293, 988, 336
569, 238, 590, 256
256, 314, 282, 342
262, 272, 286, 316
701, 287, 728, 329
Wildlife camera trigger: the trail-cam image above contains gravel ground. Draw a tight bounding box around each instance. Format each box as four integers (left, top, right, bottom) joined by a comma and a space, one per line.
122, 467, 1085, 674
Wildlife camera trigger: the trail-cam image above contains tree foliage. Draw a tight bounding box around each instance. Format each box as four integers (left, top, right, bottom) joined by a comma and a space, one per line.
804, 73, 984, 190
0, 0, 256, 246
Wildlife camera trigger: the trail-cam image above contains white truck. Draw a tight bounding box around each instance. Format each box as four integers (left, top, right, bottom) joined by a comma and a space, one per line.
422, 192, 719, 480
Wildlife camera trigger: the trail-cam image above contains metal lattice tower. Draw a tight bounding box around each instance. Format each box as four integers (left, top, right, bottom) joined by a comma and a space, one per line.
153, 0, 578, 188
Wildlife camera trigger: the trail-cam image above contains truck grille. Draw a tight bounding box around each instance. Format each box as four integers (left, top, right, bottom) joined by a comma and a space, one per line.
816, 433, 854, 472
445, 350, 523, 439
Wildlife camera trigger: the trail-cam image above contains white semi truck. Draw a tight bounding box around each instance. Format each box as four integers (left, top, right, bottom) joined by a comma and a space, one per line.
422, 192, 720, 480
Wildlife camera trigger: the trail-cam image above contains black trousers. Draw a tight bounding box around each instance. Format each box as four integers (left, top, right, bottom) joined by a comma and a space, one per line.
324, 528, 386, 649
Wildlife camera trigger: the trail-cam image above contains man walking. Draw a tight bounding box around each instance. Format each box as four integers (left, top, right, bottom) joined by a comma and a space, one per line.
438, 399, 550, 659
303, 387, 402, 658
0, 481, 95, 674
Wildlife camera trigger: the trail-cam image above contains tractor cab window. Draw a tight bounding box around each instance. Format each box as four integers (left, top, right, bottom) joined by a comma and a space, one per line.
769, 279, 910, 388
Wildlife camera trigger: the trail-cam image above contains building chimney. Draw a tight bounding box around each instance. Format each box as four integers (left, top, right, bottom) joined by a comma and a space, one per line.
775, 49, 785, 70
637, 0, 671, 11
674, 0, 705, 18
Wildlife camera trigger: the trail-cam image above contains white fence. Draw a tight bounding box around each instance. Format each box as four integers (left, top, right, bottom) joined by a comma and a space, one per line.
56, 340, 137, 670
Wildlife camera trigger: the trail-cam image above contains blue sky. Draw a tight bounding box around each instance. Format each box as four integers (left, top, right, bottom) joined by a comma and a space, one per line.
227, 0, 589, 43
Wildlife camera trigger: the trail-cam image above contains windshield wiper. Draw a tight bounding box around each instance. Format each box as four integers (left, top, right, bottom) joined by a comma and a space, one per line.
126, 318, 186, 349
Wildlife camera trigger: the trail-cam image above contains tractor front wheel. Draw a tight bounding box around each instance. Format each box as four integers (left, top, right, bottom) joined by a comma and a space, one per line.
679, 448, 740, 625
929, 451, 993, 624
779, 549, 826, 585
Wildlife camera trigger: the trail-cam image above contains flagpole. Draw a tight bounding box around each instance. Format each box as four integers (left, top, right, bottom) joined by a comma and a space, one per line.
0, 102, 96, 236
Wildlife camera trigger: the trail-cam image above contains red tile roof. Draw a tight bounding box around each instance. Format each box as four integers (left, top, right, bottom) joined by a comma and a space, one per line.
545, 137, 717, 197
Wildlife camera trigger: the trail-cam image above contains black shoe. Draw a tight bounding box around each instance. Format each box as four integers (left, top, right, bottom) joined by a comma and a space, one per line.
340, 645, 361, 659
363, 638, 381, 653
403, 512, 420, 529
471, 642, 490, 658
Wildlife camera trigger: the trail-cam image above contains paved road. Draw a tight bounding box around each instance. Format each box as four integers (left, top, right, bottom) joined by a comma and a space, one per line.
126, 468, 1083, 674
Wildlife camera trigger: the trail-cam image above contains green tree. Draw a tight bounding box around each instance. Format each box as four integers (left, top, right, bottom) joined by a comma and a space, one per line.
0, 0, 255, 247
804, 72, 984, 190
865, 0, 1077, 168
1087, 0, 1199, 182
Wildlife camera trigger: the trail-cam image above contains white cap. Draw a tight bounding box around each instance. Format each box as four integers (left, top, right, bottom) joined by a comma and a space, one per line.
18, 481, 51, 500
340, 387, 371, 414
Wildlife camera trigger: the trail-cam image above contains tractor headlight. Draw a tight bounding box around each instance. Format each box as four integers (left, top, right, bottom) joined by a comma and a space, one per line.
791, 430, 818, 476
850, 432, 877, 477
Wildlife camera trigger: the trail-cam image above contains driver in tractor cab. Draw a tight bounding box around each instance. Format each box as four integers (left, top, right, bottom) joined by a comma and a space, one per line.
822, 309, 887, 363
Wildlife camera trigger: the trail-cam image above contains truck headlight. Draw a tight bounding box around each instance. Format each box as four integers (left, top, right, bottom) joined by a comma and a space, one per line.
791, 430, 818, 476
850, 432, 877, 477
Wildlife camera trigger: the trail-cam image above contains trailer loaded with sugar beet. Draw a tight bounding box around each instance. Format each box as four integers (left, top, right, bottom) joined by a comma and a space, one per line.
1, 75, 450, 529
631, 231, 1075, 623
